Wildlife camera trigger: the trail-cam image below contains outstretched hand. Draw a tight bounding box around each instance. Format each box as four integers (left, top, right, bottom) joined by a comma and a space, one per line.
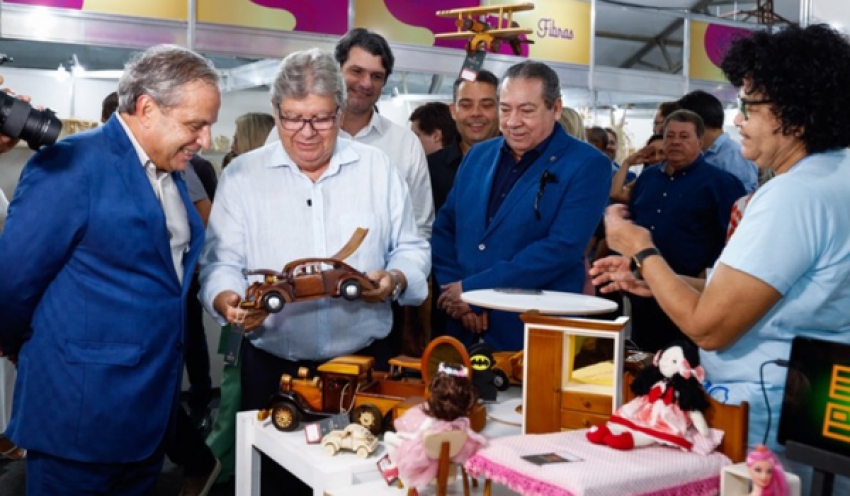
590, 255, 653, 297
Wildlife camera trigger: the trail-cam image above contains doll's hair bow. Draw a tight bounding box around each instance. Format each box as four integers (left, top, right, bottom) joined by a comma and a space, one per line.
679, 359, 705, 383
438, 362, 468, 378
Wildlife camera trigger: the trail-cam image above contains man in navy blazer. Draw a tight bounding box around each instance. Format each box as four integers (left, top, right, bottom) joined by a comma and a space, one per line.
0, 45, 220, 495
432, 61, 611, 351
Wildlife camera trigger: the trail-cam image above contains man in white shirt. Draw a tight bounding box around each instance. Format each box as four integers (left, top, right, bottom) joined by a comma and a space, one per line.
333, 28, 434, 240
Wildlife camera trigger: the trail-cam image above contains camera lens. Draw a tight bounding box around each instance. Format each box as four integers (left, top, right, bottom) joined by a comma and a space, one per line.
0, 92, 63, 150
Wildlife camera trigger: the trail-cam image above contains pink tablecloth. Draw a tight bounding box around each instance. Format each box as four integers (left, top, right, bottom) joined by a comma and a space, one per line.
465, 430, 731, 496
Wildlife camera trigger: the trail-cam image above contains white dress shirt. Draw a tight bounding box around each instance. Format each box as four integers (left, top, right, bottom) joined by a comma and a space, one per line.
268, 111, 434, 240
199, 138, 430, 361
116, 114, 190, 284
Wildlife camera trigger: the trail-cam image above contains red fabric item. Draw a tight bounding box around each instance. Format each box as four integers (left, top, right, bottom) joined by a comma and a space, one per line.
648, 384, 675, 405
604, 431, 635, 450
586, 424, 611, 444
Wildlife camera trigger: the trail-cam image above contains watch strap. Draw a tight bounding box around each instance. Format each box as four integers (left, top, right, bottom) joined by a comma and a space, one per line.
631, 247, 661, 280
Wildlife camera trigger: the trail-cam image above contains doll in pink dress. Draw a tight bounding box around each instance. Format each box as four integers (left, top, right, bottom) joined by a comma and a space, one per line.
587, 341, 711, 451
386, 363, 487, 488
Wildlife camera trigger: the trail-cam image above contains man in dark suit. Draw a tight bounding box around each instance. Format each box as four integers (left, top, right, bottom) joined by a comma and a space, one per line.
427, 70, 500, 214
432, 61, 611, 351
0, 45, 220, 495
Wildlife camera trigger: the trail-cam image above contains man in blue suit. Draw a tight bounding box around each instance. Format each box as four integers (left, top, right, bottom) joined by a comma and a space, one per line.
0, 45, 220, 495
432, 61, 611, 351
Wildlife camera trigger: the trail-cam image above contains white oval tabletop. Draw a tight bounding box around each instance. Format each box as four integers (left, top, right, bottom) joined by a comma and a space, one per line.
461, 288, 618, 315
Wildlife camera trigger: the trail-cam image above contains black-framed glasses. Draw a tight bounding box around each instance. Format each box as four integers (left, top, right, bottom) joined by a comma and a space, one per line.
737, 97, 774, 120
276, 106, 339, 132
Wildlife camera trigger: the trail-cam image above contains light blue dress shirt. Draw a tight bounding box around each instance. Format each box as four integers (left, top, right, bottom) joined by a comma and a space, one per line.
199, 138, 430, 361
703, 132, 758, 192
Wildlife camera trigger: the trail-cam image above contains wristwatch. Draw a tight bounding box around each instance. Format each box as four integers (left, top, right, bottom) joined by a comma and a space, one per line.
389, 271, 404, 301
630, 247, 661, 281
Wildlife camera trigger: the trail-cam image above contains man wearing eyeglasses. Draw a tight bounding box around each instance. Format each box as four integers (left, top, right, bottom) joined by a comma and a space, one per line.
199, 49, 429, 482
431, 61, 611, 352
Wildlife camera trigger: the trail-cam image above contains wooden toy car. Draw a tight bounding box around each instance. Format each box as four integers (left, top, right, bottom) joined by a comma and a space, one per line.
241, 258, 376, 313
257, 338, 488, 435
239, 227, 376, 313
321, 423, 379, 458
258, 355, 424, 435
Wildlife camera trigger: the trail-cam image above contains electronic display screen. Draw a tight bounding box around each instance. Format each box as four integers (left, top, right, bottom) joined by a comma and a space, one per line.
777, 336, 850, 457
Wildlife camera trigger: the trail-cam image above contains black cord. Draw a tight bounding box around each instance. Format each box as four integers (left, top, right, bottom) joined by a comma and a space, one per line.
759, 358, 789, 445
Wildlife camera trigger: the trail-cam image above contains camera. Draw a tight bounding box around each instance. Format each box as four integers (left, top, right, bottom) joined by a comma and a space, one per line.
0, 92, 63, 150
0, 53, 63, 150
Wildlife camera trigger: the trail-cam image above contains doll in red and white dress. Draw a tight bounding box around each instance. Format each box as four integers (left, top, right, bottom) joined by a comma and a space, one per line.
587, 341, 711, 451
385, 363, 487, 488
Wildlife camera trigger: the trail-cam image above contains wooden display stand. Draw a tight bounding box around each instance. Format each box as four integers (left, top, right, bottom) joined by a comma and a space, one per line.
521, 312, 629, 434
720, 462, 801, 495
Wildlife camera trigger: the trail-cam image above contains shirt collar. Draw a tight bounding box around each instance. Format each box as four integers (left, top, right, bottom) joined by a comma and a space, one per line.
661, 154, 704, 176
267, 136, 360, 181
706, 132, 730, 155
499, 124, 558, 161
116, 113, 151, 170
340, 107, 387, 139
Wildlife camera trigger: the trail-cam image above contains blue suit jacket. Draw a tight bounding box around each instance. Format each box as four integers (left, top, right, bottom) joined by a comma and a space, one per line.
0, 116, 204, 463
432, 126, 611, 350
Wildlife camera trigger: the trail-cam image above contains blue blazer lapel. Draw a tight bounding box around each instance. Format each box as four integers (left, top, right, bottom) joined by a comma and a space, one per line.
102, 116, 179, 283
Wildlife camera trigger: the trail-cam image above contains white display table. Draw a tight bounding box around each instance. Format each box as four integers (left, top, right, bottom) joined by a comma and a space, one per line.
461, 289, 618, 315
236, 388, 523, 496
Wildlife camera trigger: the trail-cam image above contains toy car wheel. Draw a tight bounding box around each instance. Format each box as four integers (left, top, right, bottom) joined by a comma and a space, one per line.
489, 38, 502, 53
261, 291, 286, 313
356, 446, 370, 459
351, 404, 383, 436
324, 442, 339, 456
270, 402, 300, 431
493, 369, 511, 391
340, 280, 361, 300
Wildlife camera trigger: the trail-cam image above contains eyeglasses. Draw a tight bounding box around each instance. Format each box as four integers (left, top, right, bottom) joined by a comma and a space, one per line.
737, 97, 774, 121
276, 106, 339, 132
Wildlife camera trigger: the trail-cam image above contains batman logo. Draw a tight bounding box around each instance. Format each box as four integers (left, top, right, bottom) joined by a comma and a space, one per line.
470, 354, 493, 371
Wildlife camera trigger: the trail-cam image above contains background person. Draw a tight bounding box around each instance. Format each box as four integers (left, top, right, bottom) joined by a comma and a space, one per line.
0, 44, 219, 495
591, 24, 850, 493
409, 102, 457, 157
232, 112, 275, 155
558, 106, 586, 141
677, 89, 756, 192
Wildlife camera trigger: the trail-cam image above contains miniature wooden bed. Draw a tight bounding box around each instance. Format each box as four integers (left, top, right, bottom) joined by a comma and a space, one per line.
468, 391, 749, 496
466, 392, 748, 496
465, 312, 750, 496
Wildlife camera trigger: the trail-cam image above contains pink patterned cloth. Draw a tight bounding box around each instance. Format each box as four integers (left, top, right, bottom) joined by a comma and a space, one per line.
390, 405, 487, 488
465, 430, 731, 496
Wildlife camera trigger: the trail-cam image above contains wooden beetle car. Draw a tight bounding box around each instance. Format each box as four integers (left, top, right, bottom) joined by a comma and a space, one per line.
241, 258, 376, 313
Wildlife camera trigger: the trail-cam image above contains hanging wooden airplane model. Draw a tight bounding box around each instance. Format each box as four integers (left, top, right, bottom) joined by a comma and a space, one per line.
434, 2, 535, 56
